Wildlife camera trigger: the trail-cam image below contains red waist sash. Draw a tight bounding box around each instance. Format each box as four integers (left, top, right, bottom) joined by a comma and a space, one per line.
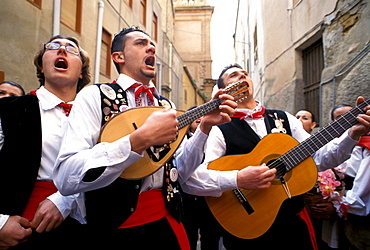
299, 207, 318, 250
22, 181, 57, 221
119, 189, 190, 249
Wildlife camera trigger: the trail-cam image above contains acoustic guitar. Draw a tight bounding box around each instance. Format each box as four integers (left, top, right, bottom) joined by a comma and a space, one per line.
205, 97, 370, 239
98, 80, 249, 180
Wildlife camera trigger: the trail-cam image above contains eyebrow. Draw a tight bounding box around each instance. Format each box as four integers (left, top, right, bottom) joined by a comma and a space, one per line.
51, 40, 78, 48
135, 38, 156, 47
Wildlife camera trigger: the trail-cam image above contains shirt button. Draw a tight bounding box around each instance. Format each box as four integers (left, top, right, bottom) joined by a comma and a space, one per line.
130, 207, 135, 213
134, 185, 140, 190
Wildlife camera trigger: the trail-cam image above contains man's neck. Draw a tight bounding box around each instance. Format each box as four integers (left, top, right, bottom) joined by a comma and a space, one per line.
120, 72, 151, 86
237, 97, 257, 110
44, 83, 77, 102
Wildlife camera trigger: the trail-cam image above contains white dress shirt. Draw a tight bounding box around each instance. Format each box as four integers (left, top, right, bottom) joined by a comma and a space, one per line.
0, 86, 84, 229
53, 74, 207, 197
180, 107, 359, 197
340, 147, 370, 216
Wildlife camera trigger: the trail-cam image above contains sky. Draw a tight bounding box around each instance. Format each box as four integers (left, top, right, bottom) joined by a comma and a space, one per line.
209, 0, 238, 78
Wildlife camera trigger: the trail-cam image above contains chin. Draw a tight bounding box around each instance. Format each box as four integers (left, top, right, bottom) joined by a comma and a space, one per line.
144, 71, 156, 79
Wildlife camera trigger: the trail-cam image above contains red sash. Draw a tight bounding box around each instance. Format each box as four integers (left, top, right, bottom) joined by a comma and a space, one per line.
299, 207, 318, 250
22, 181, 57, 221
119, 189, 190, 249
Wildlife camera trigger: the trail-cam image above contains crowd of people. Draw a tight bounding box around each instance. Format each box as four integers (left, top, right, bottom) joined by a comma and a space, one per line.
1, 26, 370, 250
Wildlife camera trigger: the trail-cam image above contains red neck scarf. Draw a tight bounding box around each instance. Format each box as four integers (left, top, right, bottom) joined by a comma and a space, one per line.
232, 106, 266, 120
358, 133, 370, 150
30, 90, 72, 116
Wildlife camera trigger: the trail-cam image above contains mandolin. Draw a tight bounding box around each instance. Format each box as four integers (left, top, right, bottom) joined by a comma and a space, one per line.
98, 80, 249, 180
205, 97, 370, 239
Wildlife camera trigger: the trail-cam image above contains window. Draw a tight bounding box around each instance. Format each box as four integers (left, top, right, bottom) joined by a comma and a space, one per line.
152, 13, 158, 42
124, 0, 133, 8
27, 0, 42, 9
61, 0, 82, 33
100, 29, 112, 78
140, 0, 147, 27
302, 40, 324, 126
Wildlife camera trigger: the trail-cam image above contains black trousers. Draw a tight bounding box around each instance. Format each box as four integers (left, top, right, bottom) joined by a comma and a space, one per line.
223, 214, 313, 250
86, 217, 181, 250
182, 193, 225, 250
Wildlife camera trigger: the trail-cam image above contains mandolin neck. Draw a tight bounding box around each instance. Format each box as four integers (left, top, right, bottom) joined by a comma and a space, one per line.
177, 99, 223, 129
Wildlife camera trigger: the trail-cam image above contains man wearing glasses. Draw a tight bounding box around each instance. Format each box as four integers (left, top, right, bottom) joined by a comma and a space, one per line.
0, 35, 90, 249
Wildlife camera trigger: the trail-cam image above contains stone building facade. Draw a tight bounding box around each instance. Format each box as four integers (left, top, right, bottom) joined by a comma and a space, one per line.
234, 0, 370, 127
0, 0, 210, 109
173, 0, 215, 102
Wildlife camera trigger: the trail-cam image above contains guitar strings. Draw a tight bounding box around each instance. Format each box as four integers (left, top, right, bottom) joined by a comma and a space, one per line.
265, 98, 369, 178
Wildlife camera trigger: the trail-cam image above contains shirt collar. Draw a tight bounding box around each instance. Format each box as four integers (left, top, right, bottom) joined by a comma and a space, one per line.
236, 100, 263, 115
36, 86, 72, 111
116, 74, 158, 95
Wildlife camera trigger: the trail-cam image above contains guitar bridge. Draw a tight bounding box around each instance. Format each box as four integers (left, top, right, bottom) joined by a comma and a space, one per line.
232, 189, 255, 215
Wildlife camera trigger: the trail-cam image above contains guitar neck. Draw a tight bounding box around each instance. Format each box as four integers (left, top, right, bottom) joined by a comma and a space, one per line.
177, 99, 223, 129
279, 98, 369, 172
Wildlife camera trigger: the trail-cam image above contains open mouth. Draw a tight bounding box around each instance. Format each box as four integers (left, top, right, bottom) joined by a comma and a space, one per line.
243, 80, 250, 88
145, 56, 155, 67
54, 58, 68, 69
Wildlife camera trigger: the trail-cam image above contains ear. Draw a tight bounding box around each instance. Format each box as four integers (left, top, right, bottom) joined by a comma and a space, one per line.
112, 51, 124, 63
310, 122, 317, 130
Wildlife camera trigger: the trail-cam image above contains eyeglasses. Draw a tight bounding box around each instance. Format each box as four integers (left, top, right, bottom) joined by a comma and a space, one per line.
44, 42, 80, 55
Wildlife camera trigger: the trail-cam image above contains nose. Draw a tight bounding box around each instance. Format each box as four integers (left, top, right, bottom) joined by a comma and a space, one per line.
240, 73, 248, 79
147, 44, 156, 54
57, 45, 68, 54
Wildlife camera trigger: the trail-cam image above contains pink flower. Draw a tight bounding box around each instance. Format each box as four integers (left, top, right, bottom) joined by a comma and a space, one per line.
317, 169, 342, 199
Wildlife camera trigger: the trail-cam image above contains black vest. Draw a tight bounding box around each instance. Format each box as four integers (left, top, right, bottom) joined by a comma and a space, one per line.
84, 83, 181, 229
0, 95, 42, 215
218, 109, 304, 218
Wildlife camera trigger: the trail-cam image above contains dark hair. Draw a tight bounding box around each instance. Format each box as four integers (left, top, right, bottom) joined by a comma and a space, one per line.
330, 104, 352, 121
33, 35, 91, 93
0, 81, 25, 95
111, 26, 149, 73
297, 109, 315, 122
216, 63, 243, 89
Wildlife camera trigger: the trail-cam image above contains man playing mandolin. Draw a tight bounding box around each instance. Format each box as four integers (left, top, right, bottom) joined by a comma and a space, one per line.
53, 27, 237, 249
179, 63, 370, 249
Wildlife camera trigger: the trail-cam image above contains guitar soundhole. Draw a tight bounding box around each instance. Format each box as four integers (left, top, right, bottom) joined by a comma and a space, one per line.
267, 159, 287, 179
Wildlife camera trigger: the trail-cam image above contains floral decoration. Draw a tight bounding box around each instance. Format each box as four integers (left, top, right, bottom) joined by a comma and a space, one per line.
315, 167, 352, 219
317, 168, 343, 199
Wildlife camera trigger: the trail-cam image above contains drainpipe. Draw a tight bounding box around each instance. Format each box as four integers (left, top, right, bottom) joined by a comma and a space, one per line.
156, 62, 162, 95
169, 42, 173, 86
53, 0, 61, 36
94, 1, 105, 83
